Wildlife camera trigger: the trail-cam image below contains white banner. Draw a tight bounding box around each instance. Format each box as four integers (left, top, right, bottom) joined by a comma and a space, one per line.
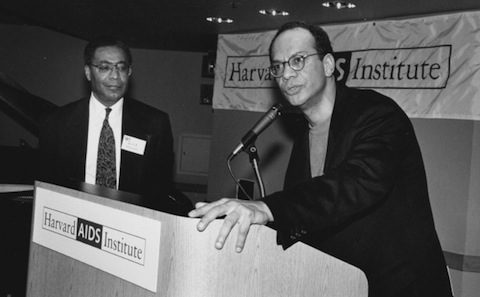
213, 11, 480, 120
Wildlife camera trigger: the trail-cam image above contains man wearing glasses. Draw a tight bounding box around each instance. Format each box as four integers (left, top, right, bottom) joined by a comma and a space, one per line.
189, 21, 452, 296
39, 37, 192, 215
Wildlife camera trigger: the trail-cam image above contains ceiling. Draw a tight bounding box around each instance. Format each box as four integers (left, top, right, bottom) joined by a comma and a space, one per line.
1, 0, 480, 52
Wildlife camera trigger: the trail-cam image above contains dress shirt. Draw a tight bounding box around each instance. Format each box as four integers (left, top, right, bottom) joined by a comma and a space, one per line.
85, 94, 123, 187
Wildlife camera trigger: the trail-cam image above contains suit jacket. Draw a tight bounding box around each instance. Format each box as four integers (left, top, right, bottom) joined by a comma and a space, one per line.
263, 85, 452, 297
38, 97, 191, 215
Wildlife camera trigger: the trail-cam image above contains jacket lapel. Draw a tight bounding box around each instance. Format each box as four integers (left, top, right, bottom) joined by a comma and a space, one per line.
119, 99, 148, 189
284, 117, 311, 189
324, 85, 349, 172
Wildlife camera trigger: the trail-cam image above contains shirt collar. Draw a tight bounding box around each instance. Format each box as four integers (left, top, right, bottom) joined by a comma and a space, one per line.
89, 93, 123, 118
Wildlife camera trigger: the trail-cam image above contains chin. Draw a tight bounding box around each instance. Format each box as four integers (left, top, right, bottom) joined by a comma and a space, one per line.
286, 96, 306, 107
282, 90, 304, 105
106, 93, 123, 101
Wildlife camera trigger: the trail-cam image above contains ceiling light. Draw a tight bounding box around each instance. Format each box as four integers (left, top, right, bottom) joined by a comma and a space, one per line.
322, 1, 356, 9
259, 9, 290, 16
206, 17, 234, 24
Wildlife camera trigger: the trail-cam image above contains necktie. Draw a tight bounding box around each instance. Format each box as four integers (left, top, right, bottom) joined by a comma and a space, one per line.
96, 107, 117, 189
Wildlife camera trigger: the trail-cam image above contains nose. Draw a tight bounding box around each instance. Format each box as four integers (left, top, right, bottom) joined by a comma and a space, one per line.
281, 63, 297, 80
108, 66, 121, 79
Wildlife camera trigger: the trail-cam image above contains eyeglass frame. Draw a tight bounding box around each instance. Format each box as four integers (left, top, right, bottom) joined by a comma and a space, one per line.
269, 52, 321, 78
89, 62, 131, 74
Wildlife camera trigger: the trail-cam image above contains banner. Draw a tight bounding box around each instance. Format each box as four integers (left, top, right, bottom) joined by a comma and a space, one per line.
213, 11, 480, 120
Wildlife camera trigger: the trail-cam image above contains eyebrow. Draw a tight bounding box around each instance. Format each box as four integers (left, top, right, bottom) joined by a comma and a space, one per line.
271, 51, 309, 63
95, 60, 128, 65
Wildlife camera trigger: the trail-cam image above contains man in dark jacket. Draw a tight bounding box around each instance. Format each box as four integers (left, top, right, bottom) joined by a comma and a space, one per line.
189, 21, 452, 296
39, 37, 192, 215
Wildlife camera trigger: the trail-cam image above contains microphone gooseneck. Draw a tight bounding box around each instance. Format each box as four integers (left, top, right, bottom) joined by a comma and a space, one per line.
228, 103, 283, 160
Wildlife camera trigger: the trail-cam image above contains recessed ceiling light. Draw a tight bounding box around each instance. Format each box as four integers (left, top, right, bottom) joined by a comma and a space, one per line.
206, 17, 234, 24
322, 1, 356, 9
259, 9, 290, 16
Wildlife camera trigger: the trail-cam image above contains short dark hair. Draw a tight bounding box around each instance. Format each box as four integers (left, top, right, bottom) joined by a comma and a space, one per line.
83, 36, 132, 66
269, 21, 333, 60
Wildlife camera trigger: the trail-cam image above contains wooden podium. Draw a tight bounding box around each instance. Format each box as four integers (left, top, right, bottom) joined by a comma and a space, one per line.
26, 182, 368, 297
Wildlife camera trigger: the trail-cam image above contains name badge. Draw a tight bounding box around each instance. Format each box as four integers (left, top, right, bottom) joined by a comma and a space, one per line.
121, 135, 146, 155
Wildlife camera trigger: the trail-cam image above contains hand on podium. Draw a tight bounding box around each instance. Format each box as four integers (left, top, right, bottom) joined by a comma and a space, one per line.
188, 198, 274, 252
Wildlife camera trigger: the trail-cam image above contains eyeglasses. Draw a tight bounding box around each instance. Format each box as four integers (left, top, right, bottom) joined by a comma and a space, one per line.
90, 62, 130, 74
270, 53, 320, 78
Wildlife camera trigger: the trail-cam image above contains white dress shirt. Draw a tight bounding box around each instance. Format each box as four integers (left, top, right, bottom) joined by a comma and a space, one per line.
85, 94, 123, 188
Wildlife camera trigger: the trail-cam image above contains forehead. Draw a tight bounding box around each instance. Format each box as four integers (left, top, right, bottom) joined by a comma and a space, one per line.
271, 28, 316, 61
92, 46, 127, 62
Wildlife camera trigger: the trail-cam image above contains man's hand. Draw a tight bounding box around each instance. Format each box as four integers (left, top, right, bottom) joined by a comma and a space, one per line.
188, 198, 274, 252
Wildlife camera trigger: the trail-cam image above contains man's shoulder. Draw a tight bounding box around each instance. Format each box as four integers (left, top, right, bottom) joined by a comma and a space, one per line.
123, 98, 172, 134
41, 98, 88, 123
125, 97, 169, 119
334, 85, 411, 130
339, 85, 403, 114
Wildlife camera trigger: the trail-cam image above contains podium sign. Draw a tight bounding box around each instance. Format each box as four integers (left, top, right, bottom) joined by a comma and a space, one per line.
31, 185, 162, 292
27, 182, 368, 297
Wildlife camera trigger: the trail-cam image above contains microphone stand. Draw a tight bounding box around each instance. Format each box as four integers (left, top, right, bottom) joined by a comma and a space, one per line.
246, 143, 266, 199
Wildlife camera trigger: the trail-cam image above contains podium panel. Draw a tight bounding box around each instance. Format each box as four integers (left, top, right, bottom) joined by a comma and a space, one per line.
27, 182, 368, 297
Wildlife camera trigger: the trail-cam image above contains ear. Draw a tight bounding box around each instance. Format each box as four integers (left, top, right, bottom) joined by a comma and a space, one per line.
84, 65, 92, 81
128, 66, 132, 77
323, 53, 335, 78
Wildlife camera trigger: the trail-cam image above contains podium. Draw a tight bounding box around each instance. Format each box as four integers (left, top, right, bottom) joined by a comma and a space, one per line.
26, 182, 368, 297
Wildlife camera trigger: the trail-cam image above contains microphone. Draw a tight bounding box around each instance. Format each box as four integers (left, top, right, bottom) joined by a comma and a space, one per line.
228, 103, 283, 160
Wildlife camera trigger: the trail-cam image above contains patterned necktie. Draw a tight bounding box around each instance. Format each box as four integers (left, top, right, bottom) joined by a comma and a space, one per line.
96, 107, 117, 189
